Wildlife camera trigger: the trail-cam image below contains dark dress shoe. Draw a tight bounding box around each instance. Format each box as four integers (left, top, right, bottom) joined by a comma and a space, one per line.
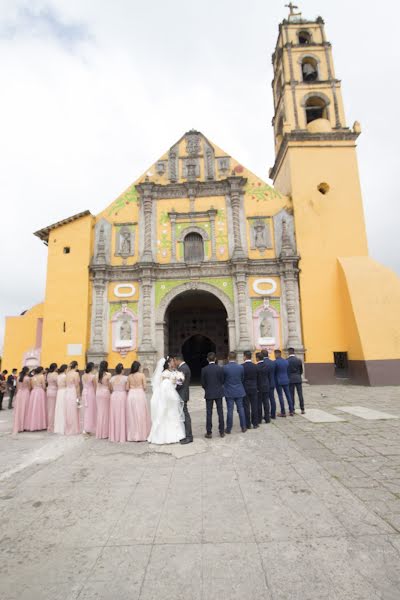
241, 428, 247, 433
253, 425, 259, 429
301, 410, 306, 415
289, 412, 294, 417
220, 432, 225, 438
204, 433, 212, 439
265, 419, 271, 424
225, 429, 231, 434
278, 413, 286, 418
180, 437, 193, 445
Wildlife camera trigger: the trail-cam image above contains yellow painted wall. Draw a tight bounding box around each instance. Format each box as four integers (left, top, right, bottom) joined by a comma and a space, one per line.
2, 303, 44, 370
275, 143, 369, 364
338, 257, 400, 361
41, 214, 94, 368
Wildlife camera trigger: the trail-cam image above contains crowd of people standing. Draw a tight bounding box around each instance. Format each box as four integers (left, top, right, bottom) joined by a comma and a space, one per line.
201, 347, 305, 438
8, 360, 151, 442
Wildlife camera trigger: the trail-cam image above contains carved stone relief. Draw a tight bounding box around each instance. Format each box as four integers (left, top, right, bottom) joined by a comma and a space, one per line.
203, 141, 215, 180
115, 224, 135, 258
249, 218, 272, 251
273, 210, 296, 257
168, 144, 179, 182
182, 158, 200, 180
217, 157, 231, 174
185, 130, 201, 156
156, 160, 167, 176
93, 219, 112, 265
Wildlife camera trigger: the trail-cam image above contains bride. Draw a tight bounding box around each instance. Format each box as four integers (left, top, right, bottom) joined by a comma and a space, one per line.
147, 357, 186, 445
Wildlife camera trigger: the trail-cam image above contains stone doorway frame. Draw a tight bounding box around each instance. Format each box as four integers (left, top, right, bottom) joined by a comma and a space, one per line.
155, 282, 236, 359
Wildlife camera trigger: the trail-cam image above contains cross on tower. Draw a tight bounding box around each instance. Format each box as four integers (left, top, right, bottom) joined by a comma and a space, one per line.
285, 2, 301, 17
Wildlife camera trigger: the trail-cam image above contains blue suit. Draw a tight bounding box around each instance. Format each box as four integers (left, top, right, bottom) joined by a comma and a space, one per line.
223, 362, 246, 432
264, 357, 277, 419
274, 357, 294, 415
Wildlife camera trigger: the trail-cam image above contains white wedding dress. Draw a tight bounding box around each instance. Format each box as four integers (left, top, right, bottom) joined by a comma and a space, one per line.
147, 360, 185, 445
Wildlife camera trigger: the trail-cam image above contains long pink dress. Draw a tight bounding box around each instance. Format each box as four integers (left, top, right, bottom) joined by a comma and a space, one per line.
109, 375, 128, 443
13, 376, 31, 434
126, 373, 151, 442
82, 373, 97, 434
24, 375, 47, 431
96, 374, 111, 439
64, 372, 81, 436
46, 372, 58, 433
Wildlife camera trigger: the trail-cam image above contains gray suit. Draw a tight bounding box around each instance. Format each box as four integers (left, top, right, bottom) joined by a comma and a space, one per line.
177, 362, 193, 440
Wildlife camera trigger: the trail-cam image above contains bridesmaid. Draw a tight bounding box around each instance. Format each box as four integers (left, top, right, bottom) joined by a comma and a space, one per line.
126, 361, 151, 442
24, 366, 47, 431
54, 365, 68, 434
82, 362, 97, 435
109, 363, 128, 443
64, 361, 81, 435
46, 363, 58, 433
95, 361, 111, 439
12, 367, 31, 434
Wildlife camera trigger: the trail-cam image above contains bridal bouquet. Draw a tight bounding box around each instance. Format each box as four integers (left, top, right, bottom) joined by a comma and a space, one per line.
76, 398, 82, 409
171, 371, 185, 387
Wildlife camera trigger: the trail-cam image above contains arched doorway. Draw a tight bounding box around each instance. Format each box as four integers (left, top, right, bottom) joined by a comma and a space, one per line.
165, 290, 229, 381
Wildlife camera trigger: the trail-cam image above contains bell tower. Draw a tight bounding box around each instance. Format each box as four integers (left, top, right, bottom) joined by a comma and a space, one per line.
270, 6, 370, 383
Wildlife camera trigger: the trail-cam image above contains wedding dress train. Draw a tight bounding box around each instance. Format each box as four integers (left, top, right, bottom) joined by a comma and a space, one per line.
147, 360, 185, 445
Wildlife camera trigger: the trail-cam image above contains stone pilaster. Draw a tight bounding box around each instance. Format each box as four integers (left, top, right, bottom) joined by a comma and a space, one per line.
87, 272, 107, 365
209, 209, 217, 260
234, 271, 252, 352
138, 273, 157, 376
170, 212, 177, 261
227, 176, 247, 260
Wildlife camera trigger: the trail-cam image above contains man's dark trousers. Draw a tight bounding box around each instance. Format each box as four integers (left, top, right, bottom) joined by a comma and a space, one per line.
206, 398, 224, 435
258, 389, 270, 423
269, 388, 277, 419
8, 387, 15, 409
276, 384, 294, 414
290, 383, 304, 412
243, 391, 259, 428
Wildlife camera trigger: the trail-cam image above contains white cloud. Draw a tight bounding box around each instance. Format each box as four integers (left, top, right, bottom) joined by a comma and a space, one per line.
1, 0, 399, 350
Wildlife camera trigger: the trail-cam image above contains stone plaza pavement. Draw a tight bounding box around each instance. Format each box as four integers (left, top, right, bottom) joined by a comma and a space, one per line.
1, 385, 400, 600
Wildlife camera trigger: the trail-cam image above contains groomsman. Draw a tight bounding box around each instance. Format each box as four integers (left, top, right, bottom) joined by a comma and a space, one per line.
242, 351, 259, 429
201, 352, 225, 438
287, 348, 305, 414
262, 350, 277, 420
256, 352, 270, 424
274, 350, 294, 417
7, 369, 17, 409
223, 351, 247, 434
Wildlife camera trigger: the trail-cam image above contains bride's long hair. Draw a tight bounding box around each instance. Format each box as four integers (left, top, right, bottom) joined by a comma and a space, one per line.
163, 357, 173, 371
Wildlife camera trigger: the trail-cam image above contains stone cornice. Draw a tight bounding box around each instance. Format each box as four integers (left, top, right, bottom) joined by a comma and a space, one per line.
136, 179, 231, 200
270, 130, 359, 180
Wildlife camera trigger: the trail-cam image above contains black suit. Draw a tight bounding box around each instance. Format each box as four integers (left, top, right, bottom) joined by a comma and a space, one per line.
242, 361, 259, 428
264, 357, 277, 419
288, 355, 305, 411
201, 362, 225, 435
177, 362, 193, 440
256, 361, 270, 423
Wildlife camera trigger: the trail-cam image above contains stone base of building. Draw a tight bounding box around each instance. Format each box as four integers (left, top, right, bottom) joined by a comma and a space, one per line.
306, 360, 400, 386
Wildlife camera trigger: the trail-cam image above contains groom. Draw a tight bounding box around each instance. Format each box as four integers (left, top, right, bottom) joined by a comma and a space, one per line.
173, 354, 193, 445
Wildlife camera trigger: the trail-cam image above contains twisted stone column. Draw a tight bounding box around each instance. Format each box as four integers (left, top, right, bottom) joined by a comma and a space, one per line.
228, 177, 246, 259
87, 272, 107, 364
282, 268, 301, 348
139, 182, 154, 263
140, 278, 153, 351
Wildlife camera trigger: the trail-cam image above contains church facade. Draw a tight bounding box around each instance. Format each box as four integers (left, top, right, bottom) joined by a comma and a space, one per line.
3, 11, 400, 385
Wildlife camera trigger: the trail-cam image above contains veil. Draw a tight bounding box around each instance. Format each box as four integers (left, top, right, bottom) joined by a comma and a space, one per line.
150, 357, 166, 424
151, 357, 165, 391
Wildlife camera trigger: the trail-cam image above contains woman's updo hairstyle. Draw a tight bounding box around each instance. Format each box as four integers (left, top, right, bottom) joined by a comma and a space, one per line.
115, 363, 124, 375
130, 361, 140, 374
85, 362, 94, 374
58, 364, 68, 374
69, 361, 78, 370
48, 363, 57, 373
35, 366, 44, 375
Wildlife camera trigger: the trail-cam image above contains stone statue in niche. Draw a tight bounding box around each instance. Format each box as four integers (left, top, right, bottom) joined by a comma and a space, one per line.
119, 320, 132, 341
259, 310, 274, 338
252, 220, 270, 250
116, 225, 134, 257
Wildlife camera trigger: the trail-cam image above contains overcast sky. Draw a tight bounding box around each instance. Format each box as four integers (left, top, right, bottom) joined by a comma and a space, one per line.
1, 0, 399, 350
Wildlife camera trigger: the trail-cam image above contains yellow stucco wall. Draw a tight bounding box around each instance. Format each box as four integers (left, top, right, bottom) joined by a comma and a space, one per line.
41, 214, 94, 368
275, 143, 369, 364
338, 257, 400, 361
2, 303, 44, 370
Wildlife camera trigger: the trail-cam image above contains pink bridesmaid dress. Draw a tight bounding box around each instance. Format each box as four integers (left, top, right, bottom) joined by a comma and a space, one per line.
126, 373, 151, 442
13, 376, 31, 433
109, 375, 128, 443
64, 372, 81, 436
96, 374, 111, 439
24, 375, 47, 431
82, 373, 97, 434
46, 372, 58, 433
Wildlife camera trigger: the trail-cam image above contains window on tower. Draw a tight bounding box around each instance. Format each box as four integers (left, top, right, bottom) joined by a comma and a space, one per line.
301, 57, 319, 82
184, 232, 204, 263
298, 30, 311, 45
305, 96, 328, 123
